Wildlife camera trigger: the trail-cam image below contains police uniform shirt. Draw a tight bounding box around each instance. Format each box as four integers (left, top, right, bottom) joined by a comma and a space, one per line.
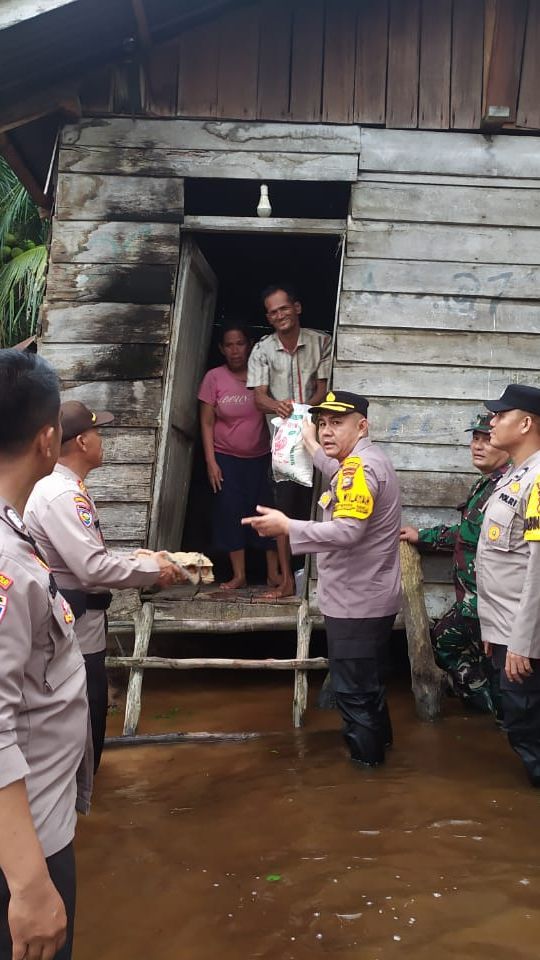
24, 464, 160, 655
0, 498, 88, 858
477, 449, 540, 659
288, 438, 402, 619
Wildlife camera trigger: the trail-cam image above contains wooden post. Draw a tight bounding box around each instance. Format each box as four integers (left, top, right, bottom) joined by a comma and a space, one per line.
400, 541, 444, 721
293, 599, 313, 728
123, 602, 155, 736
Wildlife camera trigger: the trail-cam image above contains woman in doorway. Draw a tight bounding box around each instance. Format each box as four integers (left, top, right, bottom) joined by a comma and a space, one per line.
198, 323, 280, 590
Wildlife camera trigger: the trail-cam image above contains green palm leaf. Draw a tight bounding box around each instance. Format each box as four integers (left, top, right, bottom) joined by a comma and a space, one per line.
0, 245, 48, 346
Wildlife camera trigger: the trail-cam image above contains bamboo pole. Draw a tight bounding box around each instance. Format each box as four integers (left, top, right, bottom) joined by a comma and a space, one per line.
399, 541, 444, 721
107, 655, 328, 670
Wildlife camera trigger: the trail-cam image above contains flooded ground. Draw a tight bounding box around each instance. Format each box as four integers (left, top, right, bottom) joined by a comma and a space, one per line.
75, 667, 540, 959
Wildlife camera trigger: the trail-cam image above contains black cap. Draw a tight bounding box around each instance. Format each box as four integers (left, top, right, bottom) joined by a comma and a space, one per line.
60, 401, 114, 444
308, 390, 369, 417
484, 384, 540, 416
464, 413, 492, 435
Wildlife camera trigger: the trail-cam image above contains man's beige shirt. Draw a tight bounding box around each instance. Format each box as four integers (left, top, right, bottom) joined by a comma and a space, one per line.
246, 327, 332, 404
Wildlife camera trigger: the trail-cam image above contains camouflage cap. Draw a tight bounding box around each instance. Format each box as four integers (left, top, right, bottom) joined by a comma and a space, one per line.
464, 413, 492, 435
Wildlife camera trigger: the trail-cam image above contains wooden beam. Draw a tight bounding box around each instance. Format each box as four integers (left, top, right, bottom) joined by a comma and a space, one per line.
0, 133, 51, 210
482, 0, 527, 125
131, 0, 152, 48
0, 82, 81, 135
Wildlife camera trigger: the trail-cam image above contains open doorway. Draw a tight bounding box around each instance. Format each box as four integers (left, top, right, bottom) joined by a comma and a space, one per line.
180, 230, 344, 583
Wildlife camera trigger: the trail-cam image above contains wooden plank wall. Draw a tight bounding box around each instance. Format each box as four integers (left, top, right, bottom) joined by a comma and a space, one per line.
80, 0, 540, 133
334, 126, 540, 606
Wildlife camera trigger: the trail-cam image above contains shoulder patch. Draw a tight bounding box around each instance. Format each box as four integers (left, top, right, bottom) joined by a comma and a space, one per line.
0, 594, 7, 623
332, 456, 374, 521
0, 573, 13, 590
524, 472, 540, 541
76, 503, 93, 528
73, 495, 91, 506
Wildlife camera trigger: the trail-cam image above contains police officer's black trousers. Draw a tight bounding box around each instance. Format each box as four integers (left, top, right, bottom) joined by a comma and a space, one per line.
0, 842, 76, 959
325, 615, 395, 766
492, 645, 540, 786
84, 649, 108, 774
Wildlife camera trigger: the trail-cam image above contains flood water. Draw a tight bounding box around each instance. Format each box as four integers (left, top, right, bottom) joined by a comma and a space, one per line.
75, 669, 540, 959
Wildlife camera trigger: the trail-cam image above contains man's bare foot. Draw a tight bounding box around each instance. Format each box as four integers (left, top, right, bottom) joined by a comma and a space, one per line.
219, 577, 247, 591
259, 578, 296, 601
266, 576, 281, 588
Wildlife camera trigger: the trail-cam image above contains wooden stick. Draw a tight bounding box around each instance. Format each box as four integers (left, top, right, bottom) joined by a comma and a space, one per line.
400, 541, 444, 721
107, 655, 329, 670
123, 602, 154, 736
293, 599, 313, 727
105, 731, 267, 748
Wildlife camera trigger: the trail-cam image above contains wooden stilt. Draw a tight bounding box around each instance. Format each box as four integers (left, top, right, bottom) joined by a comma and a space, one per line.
293, 599, 313, 727
123, 602, 155, 736
399, 541, 444, 721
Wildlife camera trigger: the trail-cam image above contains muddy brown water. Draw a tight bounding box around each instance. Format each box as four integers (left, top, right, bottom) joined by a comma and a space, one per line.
75, 671, 540, 959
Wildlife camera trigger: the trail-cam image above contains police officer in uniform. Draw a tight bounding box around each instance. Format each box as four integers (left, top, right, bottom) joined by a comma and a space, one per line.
477, 384, 540, 786
25, 400, 183, 773
243, 391, 401, 767
0, 349, 89, 960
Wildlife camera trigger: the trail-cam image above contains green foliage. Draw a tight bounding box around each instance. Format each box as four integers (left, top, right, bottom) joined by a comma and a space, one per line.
0, 157, 49, 347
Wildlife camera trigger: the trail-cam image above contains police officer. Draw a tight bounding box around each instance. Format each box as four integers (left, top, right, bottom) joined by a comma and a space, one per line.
477, 384, 540, 785
25, 400, 183, 773
243, 391, 401, 767
0, 349, 89, 960
401, 413, 509, 714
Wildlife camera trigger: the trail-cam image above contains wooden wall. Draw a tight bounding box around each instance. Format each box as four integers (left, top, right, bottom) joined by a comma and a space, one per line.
80, 0, 540, 133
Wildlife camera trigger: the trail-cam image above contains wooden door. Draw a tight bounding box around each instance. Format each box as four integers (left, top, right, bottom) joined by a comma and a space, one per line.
148, 236, 217, 550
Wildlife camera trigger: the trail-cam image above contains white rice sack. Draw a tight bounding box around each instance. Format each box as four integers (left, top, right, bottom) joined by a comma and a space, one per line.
271, 403, 313, 488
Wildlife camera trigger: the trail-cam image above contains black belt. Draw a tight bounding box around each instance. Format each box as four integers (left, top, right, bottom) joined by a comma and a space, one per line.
60, 589, 113, 620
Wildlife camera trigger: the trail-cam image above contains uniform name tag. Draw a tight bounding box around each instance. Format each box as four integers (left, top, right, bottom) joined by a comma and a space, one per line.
332, 456, 374, 521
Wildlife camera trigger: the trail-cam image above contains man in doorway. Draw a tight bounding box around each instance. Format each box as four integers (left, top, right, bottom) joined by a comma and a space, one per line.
247, 283, 332, 597
476, 384, 540, 786
400, 413, 510, 715
25, 401, 183, 773
242, 391, 401, 768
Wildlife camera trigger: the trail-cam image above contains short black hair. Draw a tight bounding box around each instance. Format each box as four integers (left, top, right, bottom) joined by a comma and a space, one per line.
0, 349, 60, 453
218, 322, 251, 345
261, 283, 300, 308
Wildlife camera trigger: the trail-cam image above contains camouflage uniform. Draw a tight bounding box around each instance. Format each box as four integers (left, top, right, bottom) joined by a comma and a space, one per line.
418, 465, 508, 714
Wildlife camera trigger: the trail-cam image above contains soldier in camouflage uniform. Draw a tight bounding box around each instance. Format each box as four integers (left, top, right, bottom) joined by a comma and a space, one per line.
401, 414, 510, 714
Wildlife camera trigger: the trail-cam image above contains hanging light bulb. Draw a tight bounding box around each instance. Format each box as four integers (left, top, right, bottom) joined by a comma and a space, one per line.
257, 183, 272, 218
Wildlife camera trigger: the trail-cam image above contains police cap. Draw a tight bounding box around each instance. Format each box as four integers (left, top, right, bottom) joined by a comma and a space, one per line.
464, 413, 492, 435
484, 384, 540, 416
308, 390, 369, 417
60, 401, 114, 444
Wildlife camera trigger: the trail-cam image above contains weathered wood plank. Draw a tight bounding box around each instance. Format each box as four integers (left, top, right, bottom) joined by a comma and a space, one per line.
337, 329, 540, 371
86, 463, 152, 501
516, 0, 540, 129
257, 0, 292, 121
369, 399, 484, 447
451, 0, 484, 128
289, 0, 324, 121
217, 5, 259, 119
354, 0, 388, 124
183, 216, 347, 235
334, 361, 539, 400
142, 42, 179, 117
359, 171, 540, 188
97, 502, 148, 542
58, 145, 358, 181
55, 174, 184, 222
398, 471, 474, 507
45, 262, 175, 304
359, 128, 540, 177
41, 303, 170, 343
347, 220, 540, 266
483, 0, 527, 125
420, 554, 454, 583
177, 18, 219, 117
41, 343, 164, 381
62, 118, 361, 154
343, 257, 540, 299
351, 181, 540, 227
50, 221, 180, 264
322, 0, 357, 123
338, 291, 540, 334
418, 0, 451, 129
101, 428, 156, 464
386, 0, 420, 128
403, 506, 459, 530
382, 443, 473, 472
60, 381, 162, 427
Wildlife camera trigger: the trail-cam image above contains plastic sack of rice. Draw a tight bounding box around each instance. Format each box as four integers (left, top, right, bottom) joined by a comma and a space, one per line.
271, 403, 313, 488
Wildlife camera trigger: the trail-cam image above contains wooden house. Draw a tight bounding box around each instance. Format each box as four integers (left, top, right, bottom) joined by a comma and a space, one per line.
1, 0, 540, 729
